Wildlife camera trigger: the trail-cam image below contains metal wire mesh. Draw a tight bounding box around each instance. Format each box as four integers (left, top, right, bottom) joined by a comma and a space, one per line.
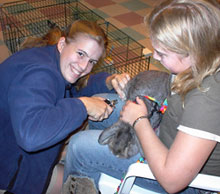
0, 0, 150, 76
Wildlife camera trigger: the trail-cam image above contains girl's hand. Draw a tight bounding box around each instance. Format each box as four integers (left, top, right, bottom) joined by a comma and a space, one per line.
120, 97, 148, 126
79, 96, 113, 121
106, 73, 130, 100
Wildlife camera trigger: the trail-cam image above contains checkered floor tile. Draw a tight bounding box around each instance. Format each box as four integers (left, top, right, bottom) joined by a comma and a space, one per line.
0, 0, 167, 70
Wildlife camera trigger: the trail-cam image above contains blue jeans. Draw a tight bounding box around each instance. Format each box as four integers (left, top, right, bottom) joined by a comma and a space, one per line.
64, 93, 201, 194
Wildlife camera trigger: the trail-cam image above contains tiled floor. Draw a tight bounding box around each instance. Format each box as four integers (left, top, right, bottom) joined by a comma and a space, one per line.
80, 0, 165, 51
0, 0, 166, 71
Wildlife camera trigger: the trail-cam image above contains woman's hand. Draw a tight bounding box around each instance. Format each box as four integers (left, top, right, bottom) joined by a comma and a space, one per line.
106, 73, 130, 100
120, 97, 148, 126
79, 96, 113, 121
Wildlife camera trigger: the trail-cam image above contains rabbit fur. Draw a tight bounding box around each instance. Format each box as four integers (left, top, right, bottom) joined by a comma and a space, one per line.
98, 70, 171, 158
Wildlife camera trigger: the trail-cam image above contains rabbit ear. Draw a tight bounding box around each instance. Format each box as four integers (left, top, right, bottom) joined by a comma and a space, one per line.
98, 121, 121, 145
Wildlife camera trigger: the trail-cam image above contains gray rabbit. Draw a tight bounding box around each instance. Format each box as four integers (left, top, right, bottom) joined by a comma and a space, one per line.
98, 70, 171, 158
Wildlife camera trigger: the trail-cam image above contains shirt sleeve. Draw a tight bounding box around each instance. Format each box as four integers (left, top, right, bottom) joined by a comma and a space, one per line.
178, 77, 220, 142
8, 64, 88, 152
72, 72, 115, 97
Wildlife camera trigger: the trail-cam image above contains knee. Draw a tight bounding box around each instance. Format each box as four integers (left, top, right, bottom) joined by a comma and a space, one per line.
66, 131, 95, 160
66, 132, 82, 159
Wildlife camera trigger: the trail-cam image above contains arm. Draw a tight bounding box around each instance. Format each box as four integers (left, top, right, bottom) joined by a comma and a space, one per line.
135, 120, 216, 193
71, 72, 130, 122
72, 72, 113, 97
79, 72, 130, 120
121, 97, 217, 193
72, 72, 130, 99
8, 65, 88, 152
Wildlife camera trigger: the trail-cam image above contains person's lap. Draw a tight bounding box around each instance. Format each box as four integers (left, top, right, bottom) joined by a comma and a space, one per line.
64, 129, 201, 194
64, 93, 200, 194
64, 130, 167, 193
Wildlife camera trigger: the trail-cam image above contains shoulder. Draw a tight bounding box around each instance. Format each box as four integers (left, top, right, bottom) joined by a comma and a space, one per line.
3, 45, 57, 65
2, 45, 60, 75
17, 45, 58, 64
186, 72, 220, 103
203, 71, 220, 95
5, 46, 63, 87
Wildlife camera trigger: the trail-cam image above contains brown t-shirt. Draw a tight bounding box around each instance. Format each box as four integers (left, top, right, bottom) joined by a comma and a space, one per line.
159, 73, 220, 176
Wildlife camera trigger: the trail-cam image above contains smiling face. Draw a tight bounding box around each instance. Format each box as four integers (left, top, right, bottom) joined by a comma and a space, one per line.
57, 34, 104, 83
152, 41, 192, 74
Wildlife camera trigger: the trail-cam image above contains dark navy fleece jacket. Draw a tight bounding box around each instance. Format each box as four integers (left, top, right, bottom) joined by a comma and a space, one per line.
0, 45, 112, 193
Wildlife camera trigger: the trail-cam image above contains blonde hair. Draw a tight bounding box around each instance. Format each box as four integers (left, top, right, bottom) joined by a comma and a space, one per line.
147, 0, 220, 99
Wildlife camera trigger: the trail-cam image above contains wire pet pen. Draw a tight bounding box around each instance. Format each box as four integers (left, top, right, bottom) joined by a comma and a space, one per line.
0, 0, 150, 77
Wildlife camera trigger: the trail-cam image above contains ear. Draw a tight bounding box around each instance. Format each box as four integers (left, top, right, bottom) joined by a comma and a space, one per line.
98, 121, 121, 145
57, 37, 66, 53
